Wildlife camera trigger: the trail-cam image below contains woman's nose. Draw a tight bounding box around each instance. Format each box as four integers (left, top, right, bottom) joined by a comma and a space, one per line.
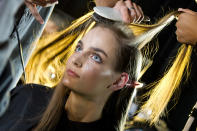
72, 55, 83, 68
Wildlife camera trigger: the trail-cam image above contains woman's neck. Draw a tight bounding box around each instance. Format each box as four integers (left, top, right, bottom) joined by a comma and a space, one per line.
65, 91, 107, 122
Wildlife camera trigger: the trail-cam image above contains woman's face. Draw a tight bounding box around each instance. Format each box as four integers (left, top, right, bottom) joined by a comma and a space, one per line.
62, 26, 121, 98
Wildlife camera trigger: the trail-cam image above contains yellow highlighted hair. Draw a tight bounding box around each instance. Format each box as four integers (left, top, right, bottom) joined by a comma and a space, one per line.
132, 45, 192, 125
25, 10, 193, 130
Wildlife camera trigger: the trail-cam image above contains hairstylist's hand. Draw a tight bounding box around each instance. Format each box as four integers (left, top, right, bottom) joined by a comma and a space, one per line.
176, 8, 197, 46
113, 0, 144, 23
25, 0, 58, 24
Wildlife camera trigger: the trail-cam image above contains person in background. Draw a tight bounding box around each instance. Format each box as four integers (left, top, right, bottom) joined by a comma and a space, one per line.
0, 0, 57, 117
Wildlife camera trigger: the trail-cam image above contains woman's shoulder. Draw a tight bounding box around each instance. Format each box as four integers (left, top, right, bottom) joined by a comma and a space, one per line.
9, 83, 54, 112
0, 84, 54, 131
10, 83, 54, 109
11, 83, 53, 96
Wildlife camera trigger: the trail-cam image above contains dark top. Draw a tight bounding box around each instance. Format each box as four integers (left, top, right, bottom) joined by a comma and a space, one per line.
0, 84, 114, 131
56, 109, 105, 131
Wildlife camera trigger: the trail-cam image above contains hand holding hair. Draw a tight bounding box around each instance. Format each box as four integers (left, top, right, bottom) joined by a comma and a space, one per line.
26, 0, 58, 7
176, 8, 197, 46
25, 0, 58, 24
113, 0, 145, 23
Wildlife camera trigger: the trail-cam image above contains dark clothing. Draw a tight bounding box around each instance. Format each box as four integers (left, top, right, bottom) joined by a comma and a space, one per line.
0, 84, 115, 131
0, 84, 52, 131
56, 110, 105, 131
0, 0, 54, 116
56, 0, 94, 19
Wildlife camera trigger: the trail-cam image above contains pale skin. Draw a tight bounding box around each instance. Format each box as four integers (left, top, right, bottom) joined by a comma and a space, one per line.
61, 26, 129, 122
95, 0, 144, 23
25, 0, 58, 24
176, 8, 197, 46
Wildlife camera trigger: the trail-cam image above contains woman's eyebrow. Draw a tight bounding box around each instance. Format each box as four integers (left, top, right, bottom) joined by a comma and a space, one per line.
79, 40, 108, 57
91, 47, 108, 57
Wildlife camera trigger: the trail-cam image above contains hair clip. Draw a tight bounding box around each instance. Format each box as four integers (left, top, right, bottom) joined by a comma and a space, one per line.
126, 80, 143, 89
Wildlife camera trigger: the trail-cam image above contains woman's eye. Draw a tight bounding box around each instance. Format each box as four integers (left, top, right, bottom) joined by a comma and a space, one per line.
91, 54, 102, 63
75, 45, 82, 52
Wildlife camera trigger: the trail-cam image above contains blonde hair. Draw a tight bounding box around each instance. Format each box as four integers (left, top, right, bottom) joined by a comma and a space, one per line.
26, 12, 94, 87
26, 10, 192, 130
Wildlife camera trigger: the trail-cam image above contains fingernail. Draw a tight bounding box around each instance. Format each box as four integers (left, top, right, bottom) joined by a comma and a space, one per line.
41, 21, 44, 24
178, 8, 183, 11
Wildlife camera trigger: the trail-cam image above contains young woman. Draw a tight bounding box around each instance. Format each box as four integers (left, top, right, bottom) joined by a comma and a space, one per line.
0, 23, 143, 131
3, 4, 194, 130
25, 6, 191, 128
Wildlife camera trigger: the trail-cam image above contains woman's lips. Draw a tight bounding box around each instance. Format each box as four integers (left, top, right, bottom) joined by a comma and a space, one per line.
66, 69, 80, 78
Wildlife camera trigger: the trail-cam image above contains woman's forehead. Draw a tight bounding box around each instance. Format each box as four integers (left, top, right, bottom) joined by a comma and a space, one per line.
81, 26, 119, 65
82, 27, 118, 50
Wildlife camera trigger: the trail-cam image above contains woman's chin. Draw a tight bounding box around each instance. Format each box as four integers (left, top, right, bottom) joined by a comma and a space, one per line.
61, 78, 71, 87
61, 77, 78, 90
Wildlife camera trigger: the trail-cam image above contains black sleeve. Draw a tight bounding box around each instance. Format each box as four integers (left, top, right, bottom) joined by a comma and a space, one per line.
0, 84, 53, 131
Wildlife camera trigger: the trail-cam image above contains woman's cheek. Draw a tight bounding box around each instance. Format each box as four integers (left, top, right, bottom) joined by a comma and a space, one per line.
100, 69, 112, 77
98, 69, 114, 87
82, 62, 102, 86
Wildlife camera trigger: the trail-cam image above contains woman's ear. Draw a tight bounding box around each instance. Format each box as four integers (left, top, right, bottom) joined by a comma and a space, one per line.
110, 72, 129, 91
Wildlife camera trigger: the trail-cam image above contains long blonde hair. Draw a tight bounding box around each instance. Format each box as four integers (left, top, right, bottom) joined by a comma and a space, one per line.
26, 10, 192, 129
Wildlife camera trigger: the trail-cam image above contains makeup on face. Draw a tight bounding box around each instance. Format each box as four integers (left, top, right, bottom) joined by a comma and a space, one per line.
66, 69, 80, 78
64, 27, 118, 91
76, 40, 107, 64
100, 69, 112, 76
